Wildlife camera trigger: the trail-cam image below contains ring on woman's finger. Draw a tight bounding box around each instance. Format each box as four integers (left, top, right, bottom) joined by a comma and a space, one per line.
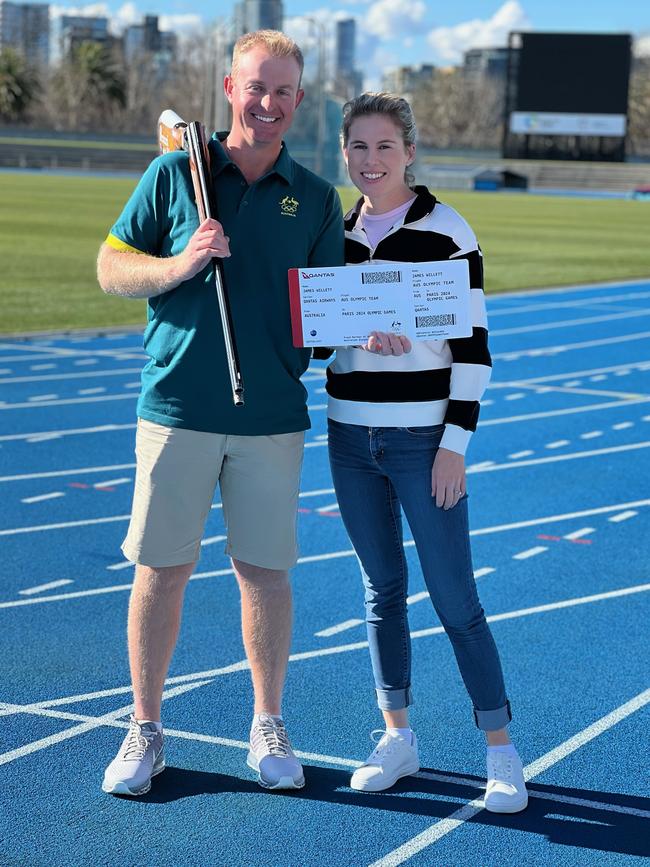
454, 489, 462, 495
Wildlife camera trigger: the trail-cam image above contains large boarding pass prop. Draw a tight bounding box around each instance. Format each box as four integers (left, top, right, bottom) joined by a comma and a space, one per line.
289, 260, 472, 348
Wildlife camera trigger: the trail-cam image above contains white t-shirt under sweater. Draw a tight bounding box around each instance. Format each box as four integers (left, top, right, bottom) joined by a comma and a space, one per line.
325, 186, 492, 456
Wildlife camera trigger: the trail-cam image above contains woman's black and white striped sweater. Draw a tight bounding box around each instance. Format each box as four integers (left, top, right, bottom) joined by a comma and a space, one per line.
323, 185, 492, 456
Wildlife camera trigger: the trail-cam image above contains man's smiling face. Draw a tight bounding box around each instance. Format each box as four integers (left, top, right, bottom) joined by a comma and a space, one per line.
225, 47, 304, 151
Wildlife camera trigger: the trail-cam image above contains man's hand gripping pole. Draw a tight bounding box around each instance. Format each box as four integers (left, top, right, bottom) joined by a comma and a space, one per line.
158, 109, 244, 407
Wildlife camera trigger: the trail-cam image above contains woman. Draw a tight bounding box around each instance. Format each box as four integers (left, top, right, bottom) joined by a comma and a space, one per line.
323, 93, 527, 812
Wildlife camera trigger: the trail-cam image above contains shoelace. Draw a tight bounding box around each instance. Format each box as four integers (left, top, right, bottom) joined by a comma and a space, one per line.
367, 729, 399, 764
122, 720, 157, 761
252, 717, 291, 758
488, 751, 513, 782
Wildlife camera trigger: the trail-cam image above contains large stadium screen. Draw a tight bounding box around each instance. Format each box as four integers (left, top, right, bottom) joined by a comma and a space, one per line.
509, 33, 632, 137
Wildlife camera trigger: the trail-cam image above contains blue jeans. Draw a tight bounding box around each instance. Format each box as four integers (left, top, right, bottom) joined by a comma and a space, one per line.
328, 419, 511, 731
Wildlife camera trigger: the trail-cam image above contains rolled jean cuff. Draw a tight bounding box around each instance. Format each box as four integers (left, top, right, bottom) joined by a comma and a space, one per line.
376, 686, 413, 711
473, 700, 512, 731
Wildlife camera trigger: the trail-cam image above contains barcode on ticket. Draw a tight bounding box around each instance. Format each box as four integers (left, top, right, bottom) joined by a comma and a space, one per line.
416, 313, 457, 327
361, 270, 402, 285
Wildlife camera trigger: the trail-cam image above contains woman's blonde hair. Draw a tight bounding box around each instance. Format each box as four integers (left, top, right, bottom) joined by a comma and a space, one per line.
341, 92, 417, 185
231, 30, 304, 84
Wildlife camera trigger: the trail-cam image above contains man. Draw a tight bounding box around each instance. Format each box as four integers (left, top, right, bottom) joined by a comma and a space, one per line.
97, 30, 344, 795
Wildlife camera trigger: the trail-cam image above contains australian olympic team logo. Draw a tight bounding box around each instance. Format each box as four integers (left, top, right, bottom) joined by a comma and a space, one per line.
280, 195, 299, 216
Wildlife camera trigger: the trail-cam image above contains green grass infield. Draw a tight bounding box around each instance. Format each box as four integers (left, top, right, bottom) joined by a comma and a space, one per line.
1, 172, 648, 334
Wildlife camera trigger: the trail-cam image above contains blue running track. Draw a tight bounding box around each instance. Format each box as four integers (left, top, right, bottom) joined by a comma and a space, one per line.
0, 279, 649, 866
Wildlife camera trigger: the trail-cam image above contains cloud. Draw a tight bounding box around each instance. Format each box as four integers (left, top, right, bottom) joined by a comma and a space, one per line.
634, 34, 650, 57
158, 13, 202, 34
427, 1, 530, 65
50, 2, 110, 20
364, 0, 426, 40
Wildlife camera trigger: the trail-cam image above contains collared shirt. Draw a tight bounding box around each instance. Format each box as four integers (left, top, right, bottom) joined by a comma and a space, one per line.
106, 134, 344, 435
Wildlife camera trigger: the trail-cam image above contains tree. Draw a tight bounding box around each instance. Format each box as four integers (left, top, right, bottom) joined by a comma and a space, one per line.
0, 48, 38, 122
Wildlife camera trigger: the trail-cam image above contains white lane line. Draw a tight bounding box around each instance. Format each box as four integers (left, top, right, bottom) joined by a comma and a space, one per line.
0, 342, 143, 362
0, 680, 213, 769
468, 441, 650, 473
580, 431, 603, 439
473, 567, 496, 579
490, 309, 650, 338
591, 375, 607, 381
487, 289, 650, 317
18, 581, 650, 714
466, 460, 495, 471
27, 394, 58, 402
0, 369, 11, 374
496, 360, 650, 384
29, 364, 56, 371
369, 687, 650, 867
612, 422, 634, 430
201, 535, 227, 546
0, 368, 141, 385
0, 462, 136, 483
74, 359, 98, 365
0, 513, 131, 537
21, 492, 65, 504
563, 380, 582, 387
124, 382, 140, 388
615, 369, 632, 376
0, 423, 135, 443
316, 503, 339, 513
546, 440, 570, 449
0, 393, 137, 410
483, 398, 650, 427
608, 511, 638, 523
406, 591, 429, 605
78, 387, 106, 395
513, 546, 548, 560
106, 561, 133, 571
564, 527, 595, 540
504, 393, 526, 401
315, 619, 364, 637
508, 450, 533, 459
492, 331, 650, 360
26, 434, 62, 443
18, 579, 74, 596
93, 477, 131, 489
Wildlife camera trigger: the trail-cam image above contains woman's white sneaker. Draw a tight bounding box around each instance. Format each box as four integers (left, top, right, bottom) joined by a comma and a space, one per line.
102, 715, 165, 796
350, 730, 420, 792
484, 747, 528, 813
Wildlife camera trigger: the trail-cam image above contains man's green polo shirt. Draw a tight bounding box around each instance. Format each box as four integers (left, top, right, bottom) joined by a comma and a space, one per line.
106, 134, 344, 435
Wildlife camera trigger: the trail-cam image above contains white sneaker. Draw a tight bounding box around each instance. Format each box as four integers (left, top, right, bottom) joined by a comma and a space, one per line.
350, 730, 420, 792
484, 748, 528, 813
247, 713, 305, 790
102, 715, 165, 796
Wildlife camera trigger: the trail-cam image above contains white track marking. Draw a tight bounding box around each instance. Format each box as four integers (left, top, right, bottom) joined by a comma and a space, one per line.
580, 431, 603, 439
498, 361, 650, 384
466, 460, 495, 471
74, 359, 98, 365
504, 393, 526, 400
406, 591, 429, 605
564, 527, 595, 540
545, 440, 570, 449
201, 535, 227, 546
78, 387, 106, 395
316, 503, 339, 513
0, 393, 137, 410
612, 422, 634, 430
473, 567, 496, 579
19, 579, 74, 595
2, 700, 650, 825
0, 680, 212, 768
10, 582, 650, 723
608, 511, 638, 523
29, 364, 56, 371
27, 394, 58, 402
508, 450, 533, 459
315, 619, 364, 637
487, 289, 650, 317
591, 374, 607, 381
0, 342, 143, 361
0, 423, 136, 443
370, 687, 650, 867
20, 491, 65, 504
491, 381, 644, 400
26, 434, 61, 443
0, 514, 132, 537
490, 308, 650, 337
106, 561, 133, 571
513, 546, 548, 560
492, 331, 650, 360
0, 462, 136, 483
481, 398, 650, 427
468, 441, 650, 472
0, 367, 142, 384
614, 369, 631, 376
93, 478, 131, 489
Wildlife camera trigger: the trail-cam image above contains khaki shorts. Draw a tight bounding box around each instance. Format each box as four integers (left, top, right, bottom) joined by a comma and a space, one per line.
122, 419, 305, 570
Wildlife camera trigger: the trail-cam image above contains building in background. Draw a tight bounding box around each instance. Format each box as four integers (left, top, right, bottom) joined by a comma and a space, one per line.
123, 14, 176, 75
463, 47, 509, 83
233, 0, 282, 37
382, 63, 435, 97
0, 0, 49, 65
333, 18, 362, 100
49, 14, 109, 64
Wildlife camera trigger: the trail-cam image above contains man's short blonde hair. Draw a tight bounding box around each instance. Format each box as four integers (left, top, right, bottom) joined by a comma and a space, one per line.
231, 30, 304, 84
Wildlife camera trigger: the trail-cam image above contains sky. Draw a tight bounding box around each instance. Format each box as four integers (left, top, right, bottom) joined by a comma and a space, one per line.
50, 0, 650, 88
